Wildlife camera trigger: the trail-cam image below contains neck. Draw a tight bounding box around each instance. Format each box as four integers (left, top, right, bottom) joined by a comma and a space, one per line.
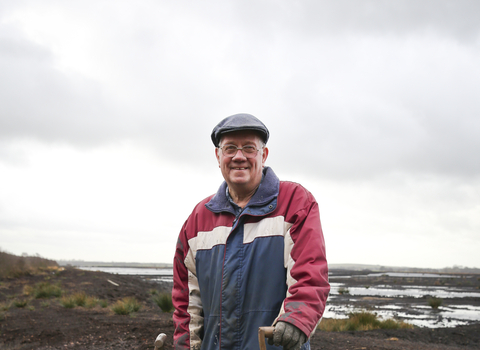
228, 185, 259, 208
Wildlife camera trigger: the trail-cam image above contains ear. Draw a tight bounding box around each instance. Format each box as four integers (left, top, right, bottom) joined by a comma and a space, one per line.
261, 147, 269, 165
215, 147, 221, 165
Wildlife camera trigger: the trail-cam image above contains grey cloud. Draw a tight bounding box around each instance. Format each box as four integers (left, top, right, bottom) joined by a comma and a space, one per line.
1, 1, 479, 181
233, 0, 480, 43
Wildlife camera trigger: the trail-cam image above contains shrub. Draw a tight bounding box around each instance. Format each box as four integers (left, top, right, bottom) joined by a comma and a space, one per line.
427, 297, 443, 309
99, 299, 108, 308
111, 297, 142, 315
338, 287, 350, 295
152, 293, 174, 312
318, 311, 414, 332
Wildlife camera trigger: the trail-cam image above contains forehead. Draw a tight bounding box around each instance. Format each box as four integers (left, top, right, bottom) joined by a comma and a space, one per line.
219, 130, 262, 145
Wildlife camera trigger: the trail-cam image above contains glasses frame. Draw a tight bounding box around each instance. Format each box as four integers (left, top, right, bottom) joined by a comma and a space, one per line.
218, 144, 262, 158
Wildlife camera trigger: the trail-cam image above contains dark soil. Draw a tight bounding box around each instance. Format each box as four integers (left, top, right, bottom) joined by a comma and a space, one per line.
1, 268, 479, 349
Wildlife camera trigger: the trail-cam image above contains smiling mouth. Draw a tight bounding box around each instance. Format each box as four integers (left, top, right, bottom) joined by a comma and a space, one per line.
232, 167, 247, 170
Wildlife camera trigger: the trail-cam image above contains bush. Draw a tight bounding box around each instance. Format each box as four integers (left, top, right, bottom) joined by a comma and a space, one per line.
111, 297, 142, 315
338, 287, 350, 295
427, 297, 443, 309
319, 311, 414, 332
152, 293, 174, 312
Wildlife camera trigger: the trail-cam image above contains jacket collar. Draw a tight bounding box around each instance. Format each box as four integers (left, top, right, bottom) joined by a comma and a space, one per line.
205, 166, 279, 215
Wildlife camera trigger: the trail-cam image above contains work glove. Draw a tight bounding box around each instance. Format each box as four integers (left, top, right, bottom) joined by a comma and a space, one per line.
269, 321, 307, 350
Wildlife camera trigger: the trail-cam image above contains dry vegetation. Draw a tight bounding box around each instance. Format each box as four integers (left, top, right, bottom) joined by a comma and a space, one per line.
0, 249, 59, 278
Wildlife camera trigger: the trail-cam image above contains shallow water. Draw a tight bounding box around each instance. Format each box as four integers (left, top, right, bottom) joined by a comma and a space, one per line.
327, 279, 480, 328
78, 266, 173, 278
330, 282, 480, 299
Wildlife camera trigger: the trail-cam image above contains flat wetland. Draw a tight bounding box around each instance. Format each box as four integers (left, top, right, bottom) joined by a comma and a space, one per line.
1, 267, 479, 349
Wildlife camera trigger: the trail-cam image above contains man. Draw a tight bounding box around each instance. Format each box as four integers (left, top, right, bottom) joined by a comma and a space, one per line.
172, 113, 329, 350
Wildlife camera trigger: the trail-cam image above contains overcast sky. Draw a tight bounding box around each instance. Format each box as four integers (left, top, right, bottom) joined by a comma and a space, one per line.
1, 0, 479, 269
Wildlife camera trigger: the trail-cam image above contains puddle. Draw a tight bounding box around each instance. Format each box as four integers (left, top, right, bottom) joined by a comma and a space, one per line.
323, 302, 479, 328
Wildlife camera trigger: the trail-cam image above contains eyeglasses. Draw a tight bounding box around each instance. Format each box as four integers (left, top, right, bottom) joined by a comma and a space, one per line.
218, 144, 261, 158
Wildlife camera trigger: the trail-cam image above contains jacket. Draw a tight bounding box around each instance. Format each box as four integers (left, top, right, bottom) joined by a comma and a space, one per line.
172, 167, 330, 350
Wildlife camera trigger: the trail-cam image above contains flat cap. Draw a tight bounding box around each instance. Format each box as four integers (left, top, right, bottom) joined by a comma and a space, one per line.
211, 113, 269, 147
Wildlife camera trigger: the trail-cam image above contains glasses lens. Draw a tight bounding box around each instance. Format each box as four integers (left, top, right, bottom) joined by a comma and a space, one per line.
222, 145, 258, 158
224, 145, 238, 156
243, 146, 257, 155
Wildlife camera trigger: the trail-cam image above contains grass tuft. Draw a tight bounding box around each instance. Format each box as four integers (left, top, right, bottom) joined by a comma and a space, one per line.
1, 301, 10, 311
60, 292, 99, 308
152, 292, 174, 312
72, 292, 87, 307
111, 297, 142, 315
60, 295, 76, 308
319, 311, 414, 332
338, 287, 350, 295
13, 299, 29, 308
85, 296, 99, 309
427, 297, 443, 309
29, 282, 62, 299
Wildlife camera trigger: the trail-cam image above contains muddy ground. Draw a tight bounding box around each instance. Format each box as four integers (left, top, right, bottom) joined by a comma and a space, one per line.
1, 268, 479, 349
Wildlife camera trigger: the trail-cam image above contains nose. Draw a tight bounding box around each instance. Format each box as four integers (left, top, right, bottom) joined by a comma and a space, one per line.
232, 148, 247, 159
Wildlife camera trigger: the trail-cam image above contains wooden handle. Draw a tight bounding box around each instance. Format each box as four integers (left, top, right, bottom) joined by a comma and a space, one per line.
154, 333, 167, 350
258, 326, 275, 350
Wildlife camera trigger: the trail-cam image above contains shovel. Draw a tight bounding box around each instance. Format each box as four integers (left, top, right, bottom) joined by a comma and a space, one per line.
258, 326, 275, 350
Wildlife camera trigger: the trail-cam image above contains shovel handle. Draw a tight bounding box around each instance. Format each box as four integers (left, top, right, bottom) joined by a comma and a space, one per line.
258, 326, 275, 350
154, 333, 167, 350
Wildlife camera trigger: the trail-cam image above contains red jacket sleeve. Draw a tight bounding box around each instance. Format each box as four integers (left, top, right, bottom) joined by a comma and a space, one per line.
275, 184, 330, 337
172, 219, 203, 350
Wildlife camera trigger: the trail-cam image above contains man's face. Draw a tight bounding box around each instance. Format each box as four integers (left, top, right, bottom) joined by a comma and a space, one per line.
215, 130, 269, 194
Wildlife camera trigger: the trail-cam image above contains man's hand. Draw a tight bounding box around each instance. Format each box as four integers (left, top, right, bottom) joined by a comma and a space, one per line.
268, 321, 306, 350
